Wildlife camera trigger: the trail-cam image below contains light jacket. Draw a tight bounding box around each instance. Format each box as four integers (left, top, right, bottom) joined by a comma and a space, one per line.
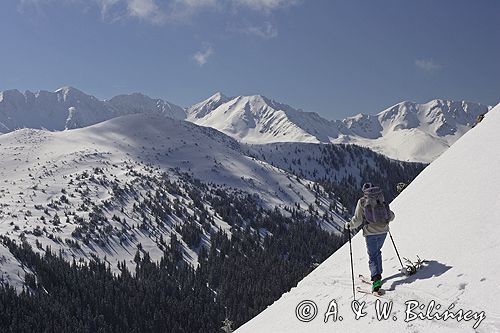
346, 197, 395, 236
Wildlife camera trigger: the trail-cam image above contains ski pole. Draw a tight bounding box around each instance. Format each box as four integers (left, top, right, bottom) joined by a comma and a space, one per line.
347, 225, 355, 300
388, 231, 405, 273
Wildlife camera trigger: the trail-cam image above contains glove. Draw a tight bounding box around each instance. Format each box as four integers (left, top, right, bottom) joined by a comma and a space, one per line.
344, 222, 351, 230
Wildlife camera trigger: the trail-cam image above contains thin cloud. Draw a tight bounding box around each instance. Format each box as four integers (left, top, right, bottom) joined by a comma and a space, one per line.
415, 59, 441, 72
127, 0, 165, 24
193, 44, 214, 66
97, 0, 120, 15
18, 0, 301, 23
17, 0, 81, 15
234, 0, 300, 13
19, 0, 169, 24
166, 0, 218, 23
16, 0, 301, 44
242, 21, 278, 39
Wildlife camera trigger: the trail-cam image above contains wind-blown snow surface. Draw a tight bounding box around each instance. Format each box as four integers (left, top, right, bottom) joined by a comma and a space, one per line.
236, 104, 500, 333
188, 93, 491, 163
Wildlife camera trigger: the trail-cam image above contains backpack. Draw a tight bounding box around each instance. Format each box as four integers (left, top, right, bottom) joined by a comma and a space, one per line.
362, 186, 391, 224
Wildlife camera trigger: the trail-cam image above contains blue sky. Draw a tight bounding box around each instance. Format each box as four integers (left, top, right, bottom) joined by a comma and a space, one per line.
1, 0, 499, 119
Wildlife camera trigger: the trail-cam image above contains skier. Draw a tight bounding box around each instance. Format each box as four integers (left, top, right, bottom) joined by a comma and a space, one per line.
344, 182, 395, 293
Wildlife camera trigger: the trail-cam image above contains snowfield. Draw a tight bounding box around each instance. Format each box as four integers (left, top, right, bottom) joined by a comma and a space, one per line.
235, 103, 500, 333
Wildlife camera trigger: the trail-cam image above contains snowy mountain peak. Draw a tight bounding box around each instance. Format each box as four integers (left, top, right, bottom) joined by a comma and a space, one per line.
188, 93, 340, 144
210, 91, 228, 101
55, 85, 83, 95
186, 91, 230, 120
54, 86, 95, 102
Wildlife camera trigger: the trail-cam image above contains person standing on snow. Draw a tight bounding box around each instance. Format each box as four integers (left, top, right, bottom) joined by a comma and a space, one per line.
344, 182, 395, 292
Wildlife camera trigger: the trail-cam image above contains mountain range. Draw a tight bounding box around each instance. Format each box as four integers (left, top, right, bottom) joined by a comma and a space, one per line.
0, 87, 184, 133
0, 87, 492, 163
187, 93, 491, 162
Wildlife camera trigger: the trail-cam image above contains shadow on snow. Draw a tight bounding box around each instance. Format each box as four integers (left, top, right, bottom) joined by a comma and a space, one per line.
383, 260, 452, 291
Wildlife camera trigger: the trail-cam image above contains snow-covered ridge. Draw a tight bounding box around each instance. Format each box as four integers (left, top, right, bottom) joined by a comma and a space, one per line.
235, 103, 500, 333
0, 87, 185, 133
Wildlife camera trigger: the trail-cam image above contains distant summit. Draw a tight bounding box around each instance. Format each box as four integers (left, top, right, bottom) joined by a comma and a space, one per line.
187, 94, 342, 144
0, 87, 185, 133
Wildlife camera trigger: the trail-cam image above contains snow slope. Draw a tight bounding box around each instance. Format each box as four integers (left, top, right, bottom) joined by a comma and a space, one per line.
188, 94, 491, 163
0, 113, 345, 283
235, 103, 500, 333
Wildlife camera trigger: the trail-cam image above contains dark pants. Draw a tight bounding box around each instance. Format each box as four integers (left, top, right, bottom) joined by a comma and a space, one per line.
365, 233, 387, 281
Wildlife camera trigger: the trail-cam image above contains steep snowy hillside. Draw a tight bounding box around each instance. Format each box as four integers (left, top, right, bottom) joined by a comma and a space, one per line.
188, 93, 491, 163
0, 242, 25, 289
236, 103, 500, 332
0, 114, 345, 281
0, 87, 185, 133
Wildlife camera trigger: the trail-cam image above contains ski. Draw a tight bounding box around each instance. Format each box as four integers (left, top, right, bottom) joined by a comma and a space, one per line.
358, 274, 386, 297
358, 274, 372, 286
356, 286, 385, 297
